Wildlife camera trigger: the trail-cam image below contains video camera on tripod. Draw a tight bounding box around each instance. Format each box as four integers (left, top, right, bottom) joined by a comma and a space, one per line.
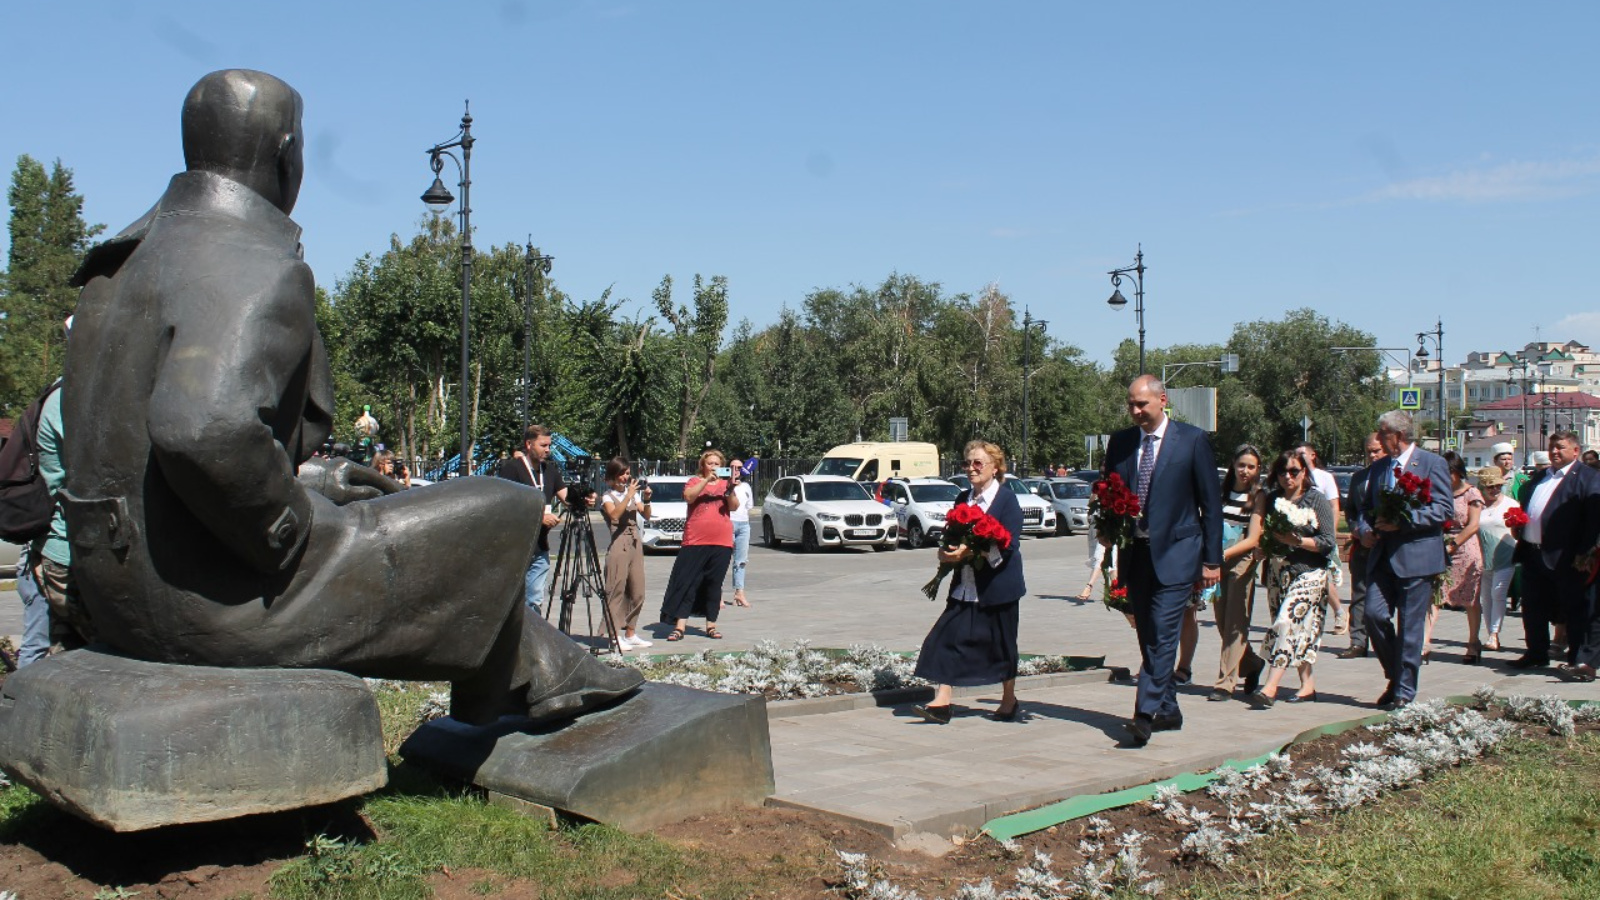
544, 455, 617, 651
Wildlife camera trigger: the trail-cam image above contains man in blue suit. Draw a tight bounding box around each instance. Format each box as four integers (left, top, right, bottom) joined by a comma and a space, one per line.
1349, 410, 1454, 709
1102, 376, 1222, 746
1511, 431, 1600, 679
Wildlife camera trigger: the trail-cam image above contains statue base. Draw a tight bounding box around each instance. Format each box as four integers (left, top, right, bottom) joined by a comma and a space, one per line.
0, 649, 387, 831
400, 682, 773, 831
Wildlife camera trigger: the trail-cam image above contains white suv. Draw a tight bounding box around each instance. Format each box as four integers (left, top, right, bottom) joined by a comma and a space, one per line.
1002, 474, 1057, 537
762, 475, 898, 552
880, 477, 962, 549
637, 475, 691, 551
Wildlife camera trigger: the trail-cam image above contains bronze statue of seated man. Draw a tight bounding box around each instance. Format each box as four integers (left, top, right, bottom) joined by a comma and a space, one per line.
61, 68, 641, 725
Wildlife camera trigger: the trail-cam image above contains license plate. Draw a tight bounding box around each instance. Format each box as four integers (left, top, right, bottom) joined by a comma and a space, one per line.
847, 529, 878, 539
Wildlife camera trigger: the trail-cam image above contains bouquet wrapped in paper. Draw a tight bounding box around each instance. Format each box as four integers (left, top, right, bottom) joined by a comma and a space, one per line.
1090, 474, 1142, 612
921, 502, 1013, 600
1375, 466, 1433, 527
1262, 496, 1319, 556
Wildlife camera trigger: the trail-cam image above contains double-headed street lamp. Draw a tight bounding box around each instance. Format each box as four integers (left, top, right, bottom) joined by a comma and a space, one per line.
1413, 319, 1445, 449
1106, 245, 1147, 375
421, 102, 475, 476
1020, 308, 1048, 477
520, 237, 555, 430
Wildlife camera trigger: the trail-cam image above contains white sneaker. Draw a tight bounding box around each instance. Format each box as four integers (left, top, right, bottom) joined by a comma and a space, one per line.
629, 635, 653, 648
615, 635, 638, 650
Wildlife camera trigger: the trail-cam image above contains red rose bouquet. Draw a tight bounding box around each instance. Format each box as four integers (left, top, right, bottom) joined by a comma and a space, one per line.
1502, 507, 1529, 533
1375, 466, 1433, 527
1090, 474, 1142, 610
921, 502, 1013, 600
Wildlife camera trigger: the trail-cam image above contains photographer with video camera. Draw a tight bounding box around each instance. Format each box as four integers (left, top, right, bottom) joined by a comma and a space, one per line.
602, 459, 653, 650
659, 448, 740, 641
497, 425, 567, 610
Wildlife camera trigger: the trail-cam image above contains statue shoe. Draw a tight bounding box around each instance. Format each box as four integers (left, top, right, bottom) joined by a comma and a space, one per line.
522, 620, 646, 724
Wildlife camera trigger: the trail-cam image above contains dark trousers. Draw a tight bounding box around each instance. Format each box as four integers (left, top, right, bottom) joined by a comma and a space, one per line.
1522, 551, 1590, 664
1346, 546, 1370, 651
1364, 556, 1432, 702
1124, 542, 1192, 719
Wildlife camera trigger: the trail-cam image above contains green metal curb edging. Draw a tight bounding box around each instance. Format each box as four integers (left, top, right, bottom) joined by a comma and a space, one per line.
981, 693, 1596, 842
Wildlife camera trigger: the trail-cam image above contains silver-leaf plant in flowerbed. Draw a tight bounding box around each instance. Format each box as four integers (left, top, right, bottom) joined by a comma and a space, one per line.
832, 692, 1590, 900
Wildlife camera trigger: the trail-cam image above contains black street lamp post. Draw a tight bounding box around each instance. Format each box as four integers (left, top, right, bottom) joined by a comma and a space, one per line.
1106, 245, 1147, 375
1506, 358, 1534, 466
1413, 319, 1445, 449
520, 237, 554, 430
1020, 307, 1048, 477
421, 102, 475, 476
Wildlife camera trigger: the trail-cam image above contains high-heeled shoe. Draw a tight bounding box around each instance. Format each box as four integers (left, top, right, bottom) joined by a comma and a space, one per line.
1462, 641, 1481, 665
989, 702, 1023, 722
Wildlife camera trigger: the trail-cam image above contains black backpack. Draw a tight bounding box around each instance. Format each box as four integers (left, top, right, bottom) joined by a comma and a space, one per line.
0, 379, 63, 544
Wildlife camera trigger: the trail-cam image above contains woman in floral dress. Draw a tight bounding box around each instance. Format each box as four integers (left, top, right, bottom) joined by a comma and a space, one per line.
1249, 450, 1336, 707
1433, 452, 1484, 662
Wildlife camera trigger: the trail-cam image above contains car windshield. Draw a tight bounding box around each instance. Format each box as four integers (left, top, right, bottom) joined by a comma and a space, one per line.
1051, 482, 1092, 500
645, 480, 686, 502
812, 458, 862, 478
1005, 479, 1032, 495
909, 483, 961, 503
805, 481, 873, 502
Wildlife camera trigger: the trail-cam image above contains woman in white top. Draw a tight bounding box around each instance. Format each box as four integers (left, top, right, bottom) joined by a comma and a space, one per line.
1473, 466, 1520, 653
601, 458, 653, 650
727, 457, 756, 607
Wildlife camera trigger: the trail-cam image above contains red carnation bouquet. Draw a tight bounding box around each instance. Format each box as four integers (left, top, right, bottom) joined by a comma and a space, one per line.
1502, 507, 1529, 533
1376, 466, 1433, 527
921, 501, 1013, 600
1090, 474, 1142, 612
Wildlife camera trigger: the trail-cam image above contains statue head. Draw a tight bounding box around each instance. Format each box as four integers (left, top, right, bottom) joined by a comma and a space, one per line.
182, 70, 304, 215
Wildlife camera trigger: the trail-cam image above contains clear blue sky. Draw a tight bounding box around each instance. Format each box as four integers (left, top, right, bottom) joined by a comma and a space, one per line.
4, 1, 1598, 367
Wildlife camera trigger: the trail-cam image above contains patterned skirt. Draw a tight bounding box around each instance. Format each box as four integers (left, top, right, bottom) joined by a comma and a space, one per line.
1262, 561, 1333, 667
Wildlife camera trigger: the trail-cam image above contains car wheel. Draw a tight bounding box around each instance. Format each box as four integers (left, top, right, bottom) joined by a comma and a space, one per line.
802, 521, 821, 553
907, 519, 925, 549
763, 517, 781, 548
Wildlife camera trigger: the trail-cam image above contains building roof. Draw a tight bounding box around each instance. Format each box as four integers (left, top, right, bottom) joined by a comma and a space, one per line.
1474, 391, 1600, 412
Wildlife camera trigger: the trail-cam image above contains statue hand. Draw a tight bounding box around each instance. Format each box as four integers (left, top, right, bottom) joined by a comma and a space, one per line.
299, 457, 400, 504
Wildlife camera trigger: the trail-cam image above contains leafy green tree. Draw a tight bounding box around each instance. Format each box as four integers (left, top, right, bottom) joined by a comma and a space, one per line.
0, 155, 103, 415
654, 274, 729, 459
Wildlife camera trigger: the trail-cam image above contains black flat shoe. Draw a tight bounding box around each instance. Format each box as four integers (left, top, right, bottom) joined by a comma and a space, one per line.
989, 703, 1022, 722
914, 704, 953, 724
1286, 691, 1317, 704
1206, 688, 1232, 702
1337, 646, 1368, 659
1247, 690, 1276, 709
1241, 666, 1262, 696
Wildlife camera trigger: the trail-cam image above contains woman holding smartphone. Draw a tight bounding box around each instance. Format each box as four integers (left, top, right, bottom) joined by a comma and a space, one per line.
658, 449, 740, 641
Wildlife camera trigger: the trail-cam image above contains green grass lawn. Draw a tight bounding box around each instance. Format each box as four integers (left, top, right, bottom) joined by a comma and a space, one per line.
1180, 732, 1600, 900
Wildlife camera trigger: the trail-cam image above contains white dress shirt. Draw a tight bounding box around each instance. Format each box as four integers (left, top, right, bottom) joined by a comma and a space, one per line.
1523, 461, 1575, 546
1136, 416, 1170, 475
950, 478, 1003, 603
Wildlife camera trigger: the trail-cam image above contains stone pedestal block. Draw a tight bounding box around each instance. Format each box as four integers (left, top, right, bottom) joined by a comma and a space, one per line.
0, 649, 387, 831
401, 682, 773, 831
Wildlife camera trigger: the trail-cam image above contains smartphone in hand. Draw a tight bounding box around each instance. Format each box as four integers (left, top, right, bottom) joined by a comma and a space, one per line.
715, 466, 732, 478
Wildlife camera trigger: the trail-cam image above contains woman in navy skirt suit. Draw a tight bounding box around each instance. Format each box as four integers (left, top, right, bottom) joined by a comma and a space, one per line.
913, 440, 1027, 723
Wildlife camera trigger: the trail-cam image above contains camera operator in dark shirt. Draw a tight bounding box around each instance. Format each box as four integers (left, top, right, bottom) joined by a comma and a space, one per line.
497, 425, 568, 610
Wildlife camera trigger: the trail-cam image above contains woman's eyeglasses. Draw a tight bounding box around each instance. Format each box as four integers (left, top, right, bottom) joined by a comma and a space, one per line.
964, 459, 988, 470
1283, 468, 1304, 476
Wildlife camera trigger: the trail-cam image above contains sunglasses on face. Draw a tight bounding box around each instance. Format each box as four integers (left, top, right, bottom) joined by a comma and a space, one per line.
1283, 468, 1304, 476
964, 459, 988, 470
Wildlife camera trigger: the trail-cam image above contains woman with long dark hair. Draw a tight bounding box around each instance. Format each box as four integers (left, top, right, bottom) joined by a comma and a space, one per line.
1209, 444, 1267, 701
1249, 449, 1336, 707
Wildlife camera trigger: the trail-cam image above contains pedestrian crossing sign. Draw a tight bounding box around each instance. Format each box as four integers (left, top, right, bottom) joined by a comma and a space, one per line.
1399, 388, 1422, 410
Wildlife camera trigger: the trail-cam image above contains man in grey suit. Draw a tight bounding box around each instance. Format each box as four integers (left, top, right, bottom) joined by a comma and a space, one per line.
1101, 376, 1222, 746
1350, 410, 1454, 708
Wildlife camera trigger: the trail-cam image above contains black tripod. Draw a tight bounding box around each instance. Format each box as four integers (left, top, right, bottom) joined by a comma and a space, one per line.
543, 489, 620, 653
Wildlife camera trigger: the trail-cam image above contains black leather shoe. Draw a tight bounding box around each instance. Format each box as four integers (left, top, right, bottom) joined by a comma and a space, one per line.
1380, 697, 1411, 711
1206, 688, 1232, 702
1337, 646, 1368, 659
1286, 691, 1317, 704
914, 704, 953, 724
1247, 690, 1275, 709
1507, 655, 1550, 670
1152, 713, 1184, 732
1123, 716, 1153, 746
